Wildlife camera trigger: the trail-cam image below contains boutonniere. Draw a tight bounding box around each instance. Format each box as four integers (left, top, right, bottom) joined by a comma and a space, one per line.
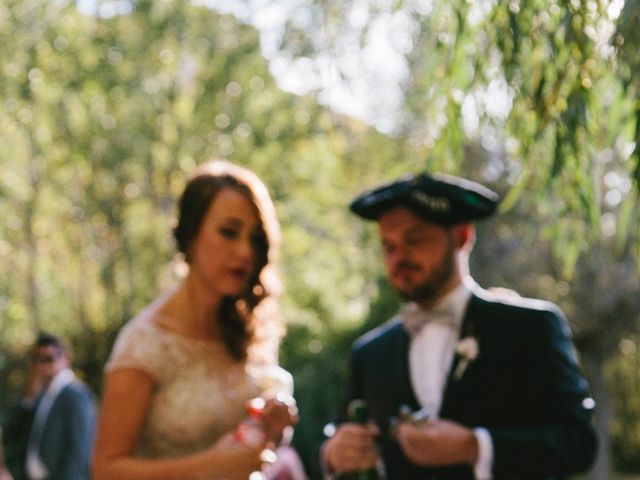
453, 336, 479, 380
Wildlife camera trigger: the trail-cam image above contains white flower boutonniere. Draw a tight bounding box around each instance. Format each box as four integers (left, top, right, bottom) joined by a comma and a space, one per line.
453, 336, 479, 380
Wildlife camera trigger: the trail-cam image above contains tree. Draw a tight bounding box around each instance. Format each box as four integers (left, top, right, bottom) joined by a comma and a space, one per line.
0, 0, 337, 402
275, 0, 640, 272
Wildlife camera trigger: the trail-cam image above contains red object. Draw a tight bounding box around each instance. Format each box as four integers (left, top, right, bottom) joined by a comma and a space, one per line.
246, 397, 266, 417
233, 397, 267, 447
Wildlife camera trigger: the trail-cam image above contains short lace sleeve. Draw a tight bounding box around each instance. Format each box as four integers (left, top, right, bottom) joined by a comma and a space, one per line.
105, 316, 168, 381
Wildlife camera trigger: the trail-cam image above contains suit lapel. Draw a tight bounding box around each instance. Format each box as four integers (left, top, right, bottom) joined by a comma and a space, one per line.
372, 321, 420, 417
440, 294, 482, 419
393, 324, 420, 410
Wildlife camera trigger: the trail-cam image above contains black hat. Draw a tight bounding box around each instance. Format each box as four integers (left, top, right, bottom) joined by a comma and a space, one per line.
350, 172, 499, 225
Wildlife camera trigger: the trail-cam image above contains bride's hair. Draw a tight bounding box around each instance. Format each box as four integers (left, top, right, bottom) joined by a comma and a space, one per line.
173, 160, 283, 362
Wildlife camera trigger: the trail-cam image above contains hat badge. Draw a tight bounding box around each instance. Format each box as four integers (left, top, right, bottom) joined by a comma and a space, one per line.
411, 191, 451, 212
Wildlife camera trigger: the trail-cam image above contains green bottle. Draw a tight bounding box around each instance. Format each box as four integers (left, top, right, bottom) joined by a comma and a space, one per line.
337, 399, 381, 480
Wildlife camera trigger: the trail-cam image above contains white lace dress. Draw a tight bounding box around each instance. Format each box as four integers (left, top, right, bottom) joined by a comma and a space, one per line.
105, 307, 290, 458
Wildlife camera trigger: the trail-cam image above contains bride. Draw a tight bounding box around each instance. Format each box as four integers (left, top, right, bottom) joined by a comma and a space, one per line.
92, 161, 299, 480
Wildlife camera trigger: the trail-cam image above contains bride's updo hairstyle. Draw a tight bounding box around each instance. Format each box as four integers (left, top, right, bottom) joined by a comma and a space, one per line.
173, 160, 283, 362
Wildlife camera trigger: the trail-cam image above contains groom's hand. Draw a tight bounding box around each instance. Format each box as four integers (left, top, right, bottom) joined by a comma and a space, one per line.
395, 419, 478, 466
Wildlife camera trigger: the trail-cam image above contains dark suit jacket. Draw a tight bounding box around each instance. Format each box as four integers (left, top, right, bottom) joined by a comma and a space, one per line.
38, 381, 96, 480
3, 380, 96, 480
337, 288, 598, 479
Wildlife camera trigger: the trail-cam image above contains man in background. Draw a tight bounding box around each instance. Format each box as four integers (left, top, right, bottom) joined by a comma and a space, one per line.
3, 333, 96, 480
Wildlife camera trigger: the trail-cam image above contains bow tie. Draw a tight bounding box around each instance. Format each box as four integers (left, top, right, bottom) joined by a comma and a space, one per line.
400, 302, 458, 336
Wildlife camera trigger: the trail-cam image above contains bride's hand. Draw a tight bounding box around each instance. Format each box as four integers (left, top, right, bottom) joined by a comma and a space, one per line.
260, 393, 299, 445
207, 430, 266, 480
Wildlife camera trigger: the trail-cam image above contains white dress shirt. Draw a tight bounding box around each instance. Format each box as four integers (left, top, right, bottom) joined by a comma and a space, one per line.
404, 281, 493, 480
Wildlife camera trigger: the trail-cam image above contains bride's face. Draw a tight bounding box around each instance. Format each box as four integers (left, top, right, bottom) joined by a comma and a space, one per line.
188, 187, 261, 298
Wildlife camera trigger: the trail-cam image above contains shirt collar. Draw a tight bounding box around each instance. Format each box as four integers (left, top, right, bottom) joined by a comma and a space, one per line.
401, 282, 472, 336
437, 281, 472, 331
45, 368, 75, 398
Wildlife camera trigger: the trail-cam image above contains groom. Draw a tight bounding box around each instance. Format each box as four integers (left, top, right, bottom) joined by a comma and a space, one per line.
322, 172, 597, 479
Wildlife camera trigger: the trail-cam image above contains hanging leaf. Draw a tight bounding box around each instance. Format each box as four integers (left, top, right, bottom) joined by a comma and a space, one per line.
633, 105, 640, 189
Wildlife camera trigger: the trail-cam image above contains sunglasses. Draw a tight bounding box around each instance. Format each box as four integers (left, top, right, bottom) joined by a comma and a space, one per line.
34, 354, 59, 364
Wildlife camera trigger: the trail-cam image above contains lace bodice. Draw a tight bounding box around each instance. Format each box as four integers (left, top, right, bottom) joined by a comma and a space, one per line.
106, 307, 290, 458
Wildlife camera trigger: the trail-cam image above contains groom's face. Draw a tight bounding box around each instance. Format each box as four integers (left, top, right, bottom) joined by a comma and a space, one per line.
378, 206, 459, 305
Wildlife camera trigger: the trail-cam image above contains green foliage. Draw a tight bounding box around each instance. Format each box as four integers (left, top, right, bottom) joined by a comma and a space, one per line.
403, 0, 637, 276
280, 0, 640, 275
0, 3, 348, 329
615, 0, 640, 186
